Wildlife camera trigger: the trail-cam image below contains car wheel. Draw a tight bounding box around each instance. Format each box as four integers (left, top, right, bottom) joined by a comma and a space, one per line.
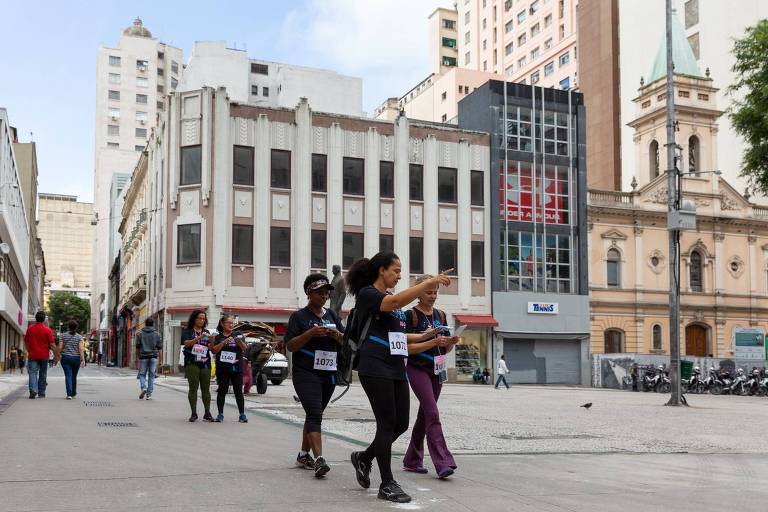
270, 379, 283, 385
256, 373, 268, 395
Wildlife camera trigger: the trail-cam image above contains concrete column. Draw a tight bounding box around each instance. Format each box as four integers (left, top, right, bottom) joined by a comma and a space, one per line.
201, 88, 213, 206
364, 128, 380, 257
634, 225, 644, 291
457, 140, 472, 309
713, 233, 724, 294
212, 88, 230, 306
423, 135, 438, 275
293, 99, 313, 300
393, 114, 410, 292
327, 124, 344, 271
254, 114, 271, 302
169, 94, 180, 209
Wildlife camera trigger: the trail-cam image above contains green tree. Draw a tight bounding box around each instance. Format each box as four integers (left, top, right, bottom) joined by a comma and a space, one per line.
46, 293, 90, 334
728, 19, 768, 194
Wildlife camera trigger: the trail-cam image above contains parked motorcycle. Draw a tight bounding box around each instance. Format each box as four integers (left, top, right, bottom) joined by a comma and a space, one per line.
683, 366, 705, 394
729, 369, 749, 396
744, 369, 762, 396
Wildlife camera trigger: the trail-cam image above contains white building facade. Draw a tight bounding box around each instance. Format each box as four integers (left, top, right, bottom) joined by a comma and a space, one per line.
92, 18, 182, 338
132, 88, 494, 381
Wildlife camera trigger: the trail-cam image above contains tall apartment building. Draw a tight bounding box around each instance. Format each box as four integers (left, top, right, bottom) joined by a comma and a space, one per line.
37, 194, 93, 305
179, 41, 363, 117
92, 18, 182, 338
429, 7, 460, 75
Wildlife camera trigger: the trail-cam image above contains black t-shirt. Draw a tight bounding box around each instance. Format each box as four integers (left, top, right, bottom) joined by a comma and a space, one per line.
355, 286, 408, 381
181, 328, 212, 369
213, 332, 243, 373
404, 308, 447, 369
285, 307, 344, 374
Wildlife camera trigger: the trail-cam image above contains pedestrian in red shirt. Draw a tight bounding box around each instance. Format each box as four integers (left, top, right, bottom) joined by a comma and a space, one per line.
24, 311, 58, 399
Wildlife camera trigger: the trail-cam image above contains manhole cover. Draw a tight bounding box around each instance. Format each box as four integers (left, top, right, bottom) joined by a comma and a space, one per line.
84, 401, 113, 407
495, 434, 602, 440
97, 422, 137, 428
345, 418, 376, 423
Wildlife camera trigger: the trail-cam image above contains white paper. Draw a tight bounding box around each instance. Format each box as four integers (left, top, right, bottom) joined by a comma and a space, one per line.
388, 332, 408, 357
313, 350, 337, 371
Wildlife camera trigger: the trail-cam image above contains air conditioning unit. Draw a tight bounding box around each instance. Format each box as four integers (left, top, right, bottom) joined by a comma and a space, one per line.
140, 120, 146, 125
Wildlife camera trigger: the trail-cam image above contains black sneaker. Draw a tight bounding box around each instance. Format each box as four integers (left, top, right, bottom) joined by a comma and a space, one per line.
378, 480, 411, 503
296, 452, 314, 470
29, 391, 37, 399
314, 456, 330, 478
188, 413, 198, 422
350, 451, 371, 489
202, 412, 214, 422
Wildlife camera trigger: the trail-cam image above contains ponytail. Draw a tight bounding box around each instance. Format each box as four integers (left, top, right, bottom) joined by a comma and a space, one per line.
345, 251, 400, 297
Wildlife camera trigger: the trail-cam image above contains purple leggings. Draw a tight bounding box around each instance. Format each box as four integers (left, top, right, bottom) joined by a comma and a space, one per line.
403, 364, 456, 470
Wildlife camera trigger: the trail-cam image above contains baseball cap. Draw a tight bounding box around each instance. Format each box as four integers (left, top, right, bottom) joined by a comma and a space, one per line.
305, 275, 334, 293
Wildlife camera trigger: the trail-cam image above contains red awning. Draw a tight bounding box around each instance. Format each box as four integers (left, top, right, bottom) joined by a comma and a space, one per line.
222, 306, 295, 315
167, 306, 208, 314
453, 314, 498, 327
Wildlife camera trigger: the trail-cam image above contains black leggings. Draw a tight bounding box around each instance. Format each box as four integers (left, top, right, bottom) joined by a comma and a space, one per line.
216, 369, 244, 415
293, 366, 335, 433
359, 375, 410, 483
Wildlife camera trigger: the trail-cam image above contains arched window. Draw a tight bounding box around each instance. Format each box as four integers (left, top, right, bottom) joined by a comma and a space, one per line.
649, 140, 660, 178
652, 324, 662, 350
606, 248, 621, 288
688, 135, 700, 175
604, 329, 624, 353
690, 250, 703, 292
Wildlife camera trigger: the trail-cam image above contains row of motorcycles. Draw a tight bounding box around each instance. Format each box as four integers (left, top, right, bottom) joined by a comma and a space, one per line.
683, 367, 768, 396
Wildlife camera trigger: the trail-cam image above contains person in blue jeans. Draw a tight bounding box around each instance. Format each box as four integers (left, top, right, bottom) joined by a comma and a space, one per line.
136, 318, 163, 400
58, 320, 85, 399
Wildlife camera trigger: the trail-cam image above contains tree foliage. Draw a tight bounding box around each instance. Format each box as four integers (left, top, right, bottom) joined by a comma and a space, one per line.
728, 19, 768, 194
46, 293, 90, 334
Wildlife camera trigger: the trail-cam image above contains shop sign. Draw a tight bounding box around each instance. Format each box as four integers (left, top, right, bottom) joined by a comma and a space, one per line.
733, 328, 765, 361
527, 302, 558, 314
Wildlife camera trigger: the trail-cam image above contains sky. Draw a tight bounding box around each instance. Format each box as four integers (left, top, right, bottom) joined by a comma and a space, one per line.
0, 0, 452, 203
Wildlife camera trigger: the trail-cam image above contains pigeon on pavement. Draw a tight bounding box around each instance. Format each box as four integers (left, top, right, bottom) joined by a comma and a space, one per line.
580, 402, 592, 410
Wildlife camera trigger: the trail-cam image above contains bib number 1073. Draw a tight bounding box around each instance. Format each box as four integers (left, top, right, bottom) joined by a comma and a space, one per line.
388, 332, 408, 357
314, 350, 337, 371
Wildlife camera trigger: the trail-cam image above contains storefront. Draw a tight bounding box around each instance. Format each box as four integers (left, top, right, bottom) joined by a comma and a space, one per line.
451, 314, 497, 383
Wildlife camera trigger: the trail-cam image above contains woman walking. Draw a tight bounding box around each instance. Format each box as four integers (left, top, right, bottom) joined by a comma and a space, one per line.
346, 251, 451, 503
58, 320, 85, 399
285, 273, 344, 478
18, 347, 25, 375
403, 275, 459, 478
181, 310, 213, 422
210, 314, 248, 423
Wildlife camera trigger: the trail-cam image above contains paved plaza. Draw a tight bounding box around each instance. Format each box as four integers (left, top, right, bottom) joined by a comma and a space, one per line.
0, 367, 766, 511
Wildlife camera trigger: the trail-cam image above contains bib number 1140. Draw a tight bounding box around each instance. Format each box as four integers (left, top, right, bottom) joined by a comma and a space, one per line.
388, 332, 408, 357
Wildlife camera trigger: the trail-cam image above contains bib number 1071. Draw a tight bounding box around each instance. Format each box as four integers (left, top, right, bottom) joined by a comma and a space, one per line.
388, 332, 408, 357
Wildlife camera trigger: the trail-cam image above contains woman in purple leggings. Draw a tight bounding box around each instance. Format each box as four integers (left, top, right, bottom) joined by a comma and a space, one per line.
403, 274, 458, 479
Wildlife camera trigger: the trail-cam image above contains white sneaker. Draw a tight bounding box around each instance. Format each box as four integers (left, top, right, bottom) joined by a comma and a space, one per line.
146, 396, 152, 400
66, 396, 72, 400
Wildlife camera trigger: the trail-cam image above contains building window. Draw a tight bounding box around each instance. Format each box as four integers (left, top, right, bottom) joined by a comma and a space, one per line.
688, 135, 700, 175
136, 111, 148, 122
530, 71, 540, 84
263, 86, 270, 97
439, 240, 458, 275
505, 65, 514, 76
482, 18, 487, 29
171, 61, 179, 74
606, 248, 621, 288
471, 170, 484, 206
443, 19, 456, 30
530, 0, 540, 13
157, 100, 164, 111
409, 164, 424, 201
649, 140, 660, 178
251, 63, 269, 75
180, 145, 202, 185
310, 230, 327, 269
343, 233, 364, 269
504, 0, 513, 10
518, 56, 527, 68
690, 250, 703, 291
270, 227, 290, 267
560, 24, 565, 39
157, 84, 164, 93
604, 329, 624, 353
380, 161, 394, 198
379, 234, 394, 253
136, 94, 148, 104
109, 55, 121, 67
652, 324, 663, 350
531, 23, 540, 36
684, 0, 699, 28
271, 149, 291, 189
232, 225, 253, 265
471, 241, 485, 276
465, 51, 471, 65
441, 114, 448, 122
107, 142, 119, 149
157, 68, 164, 77
177, 224, 201, 265
531, 46, 540, 60
438, 167, 458, 203
482, 39, 487, 51
135, 128, 147, 138
464, 11, 470, 25
410, 237, 424, 274
109, 108, 120, 119
503, 231, 572, 292
251, 85, 258, 96
559, 51, 570, 66
544, 37, 553, 49
559, 77, 570, 90
108, 90, 120, 101
441, 91, 447, 101
544, 61, 554, 76
544, 13, 553, 27
517, 10, 527, 23
442, 56, 457, 67
505, 43, 514, 56
505, 20, 513, 33
108, 125, 119, 136
136, 77, 148, 88
311, 154, 327, 192
135, 145, 144, 152
233, 145, 255, 186
442, 37, 457, 48
171, 77, 178, 89
343, 157, 364, 195
108, 73, 120, 84
136, 59, 149, 71
518, 33, 527, 46
483, 60, 488, 71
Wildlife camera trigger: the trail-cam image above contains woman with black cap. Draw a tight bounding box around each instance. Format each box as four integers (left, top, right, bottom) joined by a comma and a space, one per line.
285, 273, 344, 478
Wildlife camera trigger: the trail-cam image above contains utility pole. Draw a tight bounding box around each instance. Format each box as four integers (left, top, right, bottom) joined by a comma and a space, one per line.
665, 0, 682, 406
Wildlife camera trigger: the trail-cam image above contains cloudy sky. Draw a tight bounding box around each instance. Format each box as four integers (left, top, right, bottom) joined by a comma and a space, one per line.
0, 0, 452, 203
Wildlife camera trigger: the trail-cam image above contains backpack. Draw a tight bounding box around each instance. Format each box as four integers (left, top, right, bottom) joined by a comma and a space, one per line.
331, 307, 373, 403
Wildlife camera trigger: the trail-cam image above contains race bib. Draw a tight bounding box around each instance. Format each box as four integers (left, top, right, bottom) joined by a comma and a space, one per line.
313, 350, 337, 371
192, 344, 208, 361
219, 351, 237, 364
434, 354, 447, 375
388, 332, 408, 357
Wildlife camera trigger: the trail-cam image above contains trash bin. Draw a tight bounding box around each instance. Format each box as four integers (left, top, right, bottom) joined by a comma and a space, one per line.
681, 360, 693, 380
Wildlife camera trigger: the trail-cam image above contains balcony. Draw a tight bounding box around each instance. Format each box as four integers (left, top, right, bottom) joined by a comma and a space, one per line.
128, 273, 147, 305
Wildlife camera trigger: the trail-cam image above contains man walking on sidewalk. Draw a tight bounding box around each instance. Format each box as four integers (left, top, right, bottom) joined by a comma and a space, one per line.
494, 355, 510, 390
136, 318, 163, 400
24, 312, 58, 399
